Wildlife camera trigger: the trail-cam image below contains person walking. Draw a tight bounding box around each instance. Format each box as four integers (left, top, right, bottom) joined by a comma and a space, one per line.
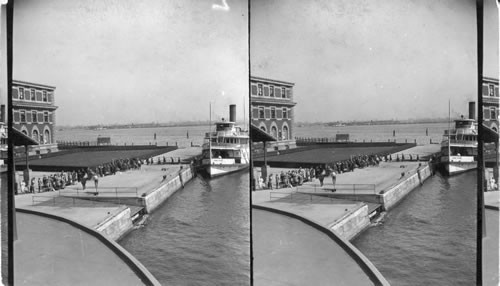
318, 168, 325, 187
81, 173, 88, 190
330, 169, 337, 191
93, 173, 99, 195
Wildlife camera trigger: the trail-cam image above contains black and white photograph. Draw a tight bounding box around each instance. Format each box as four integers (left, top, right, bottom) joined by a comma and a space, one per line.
5, 0, 250, 285
250, 0, 498, 285
0, 0, 498, 285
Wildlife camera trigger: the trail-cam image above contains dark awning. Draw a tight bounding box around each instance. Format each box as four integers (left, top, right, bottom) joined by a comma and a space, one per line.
12, 127, 39, 146
481, 123, 499, 143
250, 124, 277, 142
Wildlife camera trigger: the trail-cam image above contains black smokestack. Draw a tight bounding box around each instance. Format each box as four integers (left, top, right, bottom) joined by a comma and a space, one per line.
468, 101, 476, 120
229, 104, 236, 122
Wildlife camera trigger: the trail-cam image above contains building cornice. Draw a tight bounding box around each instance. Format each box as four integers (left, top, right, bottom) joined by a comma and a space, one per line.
483, 77, 499, 84
251, 97, 297, 106
13, 80, 56, 90
13, 101, 58, 110
250, 76, 295, 87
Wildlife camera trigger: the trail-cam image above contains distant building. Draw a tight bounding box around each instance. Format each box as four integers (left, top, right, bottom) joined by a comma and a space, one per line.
482, 77, 499, 132
250, 76, 297, 150
12, 80, 58, 154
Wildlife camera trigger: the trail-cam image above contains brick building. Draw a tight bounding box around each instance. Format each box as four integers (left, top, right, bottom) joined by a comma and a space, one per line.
250, 76, 297, 150
12, 80, 58, 154
482, 77, 499, 132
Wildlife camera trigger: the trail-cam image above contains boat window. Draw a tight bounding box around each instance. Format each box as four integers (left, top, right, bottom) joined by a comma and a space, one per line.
455, 121, 473, 129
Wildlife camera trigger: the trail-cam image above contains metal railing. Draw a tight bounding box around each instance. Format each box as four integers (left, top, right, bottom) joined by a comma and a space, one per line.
297, 183, 376, 195
59, 187, 139, 198
32, 195, 104, 206
269, 191, 340, 203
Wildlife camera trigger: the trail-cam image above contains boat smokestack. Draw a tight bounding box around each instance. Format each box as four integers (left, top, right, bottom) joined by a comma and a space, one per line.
468, 101, 476, 120
229, 104, 236, 122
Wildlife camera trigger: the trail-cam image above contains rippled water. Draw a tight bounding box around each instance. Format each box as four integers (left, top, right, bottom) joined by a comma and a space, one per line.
295, 122, 448, 145
353, 172, 477, 286
119, 172, 250, 285
56, 125, 209, 148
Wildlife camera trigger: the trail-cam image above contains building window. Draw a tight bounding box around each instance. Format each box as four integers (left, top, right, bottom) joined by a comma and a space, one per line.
283, 126, 289, 140
19, 87, 24, 99
270, 85, 274, 97
32, 129, 39, 142
31, 89, 36, 101
259, 107, 265, 119
282, 87, 286, 98
282, 108, 288, 119
271, 126, 278, 138
489, 84, 495, 96
258, 84, 263, 96
484, 108, 491, 120
44, 129, 50, 144
491, 108, 497, 120
44, 112, 49, 123
20, 110, 26, 122
32, 111, 37, 123
271, 107, 276, 119
43, 91, 48, 102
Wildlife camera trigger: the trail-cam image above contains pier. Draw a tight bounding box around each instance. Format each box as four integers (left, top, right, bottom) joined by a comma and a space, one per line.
252, 144, 440, 285
13, 146, 202, 285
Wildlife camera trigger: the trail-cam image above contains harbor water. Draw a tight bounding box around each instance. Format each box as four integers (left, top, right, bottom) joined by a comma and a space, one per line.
353, 171, 477, 285
119, 171, 250, 285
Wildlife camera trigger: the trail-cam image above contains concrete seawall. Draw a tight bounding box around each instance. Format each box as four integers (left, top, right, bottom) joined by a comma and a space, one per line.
96, 206, 134, 241
381, 164, 432, 211
330, 204, 370, 241
141, 166, 194, 213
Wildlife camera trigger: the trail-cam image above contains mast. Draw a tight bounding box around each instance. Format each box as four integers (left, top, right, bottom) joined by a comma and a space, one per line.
448, 99, 451, 161
209, 102, 212, 164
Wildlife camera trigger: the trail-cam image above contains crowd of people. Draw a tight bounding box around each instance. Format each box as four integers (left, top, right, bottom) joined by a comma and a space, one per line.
258, 152, 422, 190
16, 155, 183, 194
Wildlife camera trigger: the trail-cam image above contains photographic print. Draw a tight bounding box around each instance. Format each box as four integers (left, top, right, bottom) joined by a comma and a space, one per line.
250, 0, 489, 285
9, 0, 250, 285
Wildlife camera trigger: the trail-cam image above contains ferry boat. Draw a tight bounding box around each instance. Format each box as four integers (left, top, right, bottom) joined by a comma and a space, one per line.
200, 105, 250, 178
440, 116, 478, 175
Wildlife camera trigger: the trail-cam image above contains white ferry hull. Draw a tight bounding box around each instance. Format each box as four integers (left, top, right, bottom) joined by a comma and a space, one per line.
205, 164, 249, 178
445, 162, 477, 176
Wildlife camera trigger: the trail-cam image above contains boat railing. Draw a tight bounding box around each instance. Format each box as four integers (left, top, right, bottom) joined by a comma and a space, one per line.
441, 139, 477, 146
202, 142, 246, 148
205, 131, 248, 138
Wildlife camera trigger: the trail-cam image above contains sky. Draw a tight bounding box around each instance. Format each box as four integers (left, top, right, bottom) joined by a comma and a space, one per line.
251, 0, 498, 122
13, 0, 249, 126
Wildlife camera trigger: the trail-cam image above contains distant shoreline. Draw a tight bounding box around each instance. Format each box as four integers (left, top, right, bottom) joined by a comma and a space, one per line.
58, 119, 449, 131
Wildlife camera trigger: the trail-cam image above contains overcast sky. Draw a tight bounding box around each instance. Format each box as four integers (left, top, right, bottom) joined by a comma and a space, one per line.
13, 0, 248, 126
251, 0, 498, 122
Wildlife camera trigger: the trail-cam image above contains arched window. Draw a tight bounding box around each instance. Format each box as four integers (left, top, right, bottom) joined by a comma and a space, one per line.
32, 129, 39, 142
44, 129, 51, 144
282, 126, 289, 140
271, 126, 278, 138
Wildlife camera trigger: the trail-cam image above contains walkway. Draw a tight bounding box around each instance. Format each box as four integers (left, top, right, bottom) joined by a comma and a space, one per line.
253, 209, 378, 286
15, 212, 156, 286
